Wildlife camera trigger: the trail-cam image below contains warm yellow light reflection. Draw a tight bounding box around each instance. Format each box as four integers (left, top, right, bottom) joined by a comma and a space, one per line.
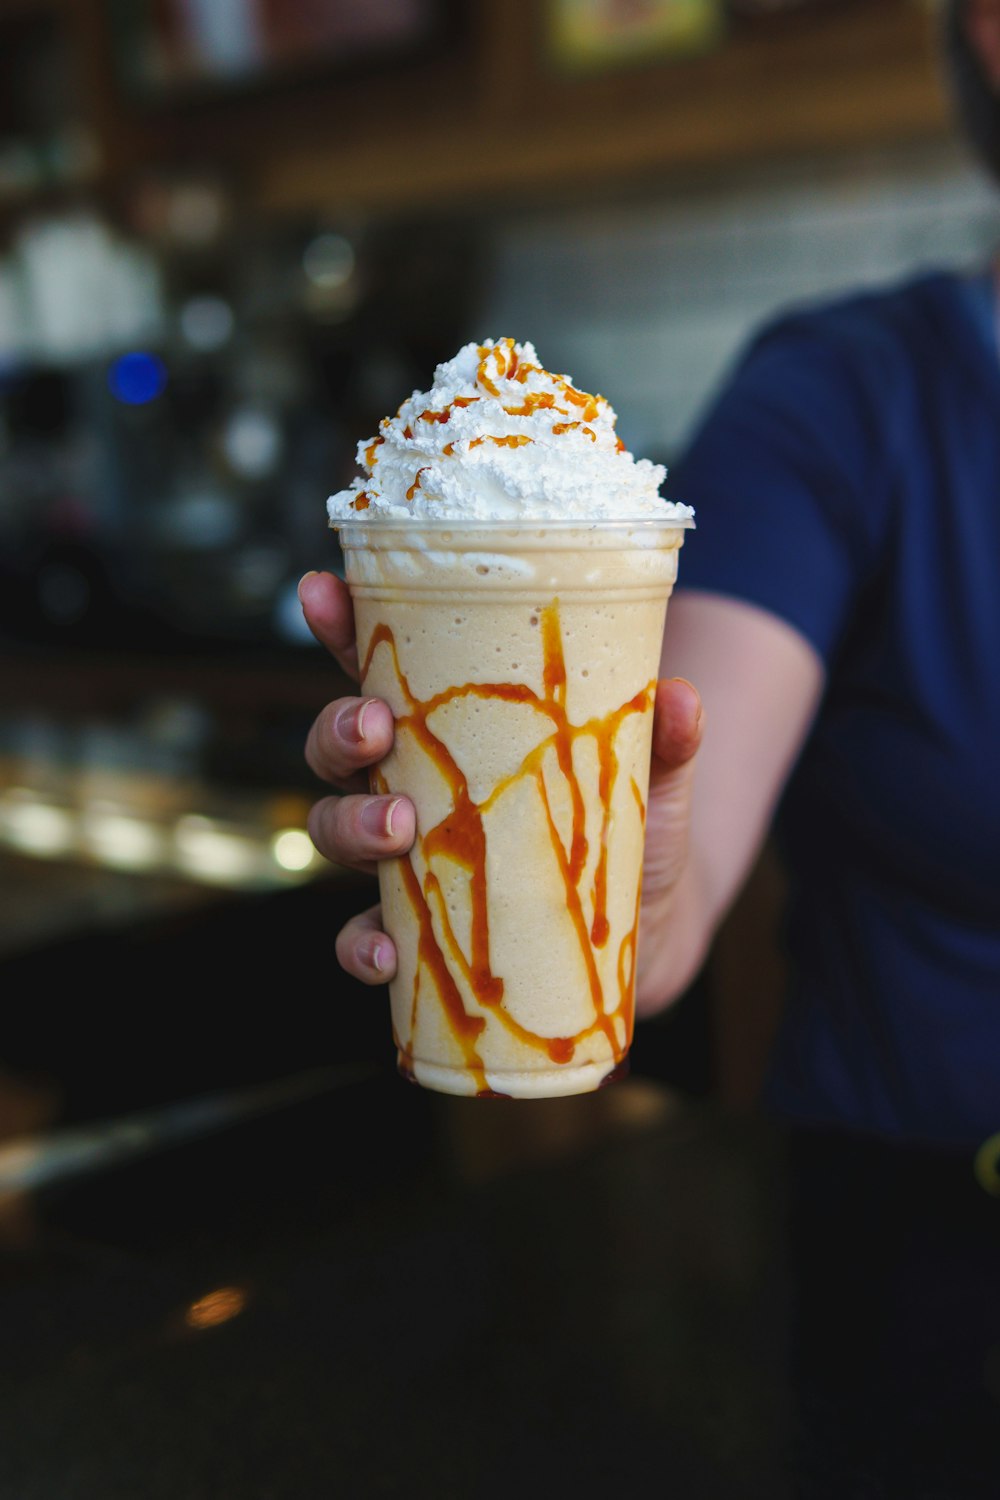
81, 805, 165, 870
184, 1286, 247, 1330
271, 827, 315, 872
0, 789, 75, 856
974, 1132, 1000, 1198
174, 815, 259, 884
0, 783, 323, 889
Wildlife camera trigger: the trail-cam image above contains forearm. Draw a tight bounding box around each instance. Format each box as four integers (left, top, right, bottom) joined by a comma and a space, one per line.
633, 591, 826, 1017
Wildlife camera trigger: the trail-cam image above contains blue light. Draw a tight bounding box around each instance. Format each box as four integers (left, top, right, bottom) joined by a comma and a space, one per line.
108, 352, 167, 406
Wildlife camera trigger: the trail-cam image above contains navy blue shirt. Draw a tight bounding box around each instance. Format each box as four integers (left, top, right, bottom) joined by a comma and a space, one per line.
671, 270, 1000, 1148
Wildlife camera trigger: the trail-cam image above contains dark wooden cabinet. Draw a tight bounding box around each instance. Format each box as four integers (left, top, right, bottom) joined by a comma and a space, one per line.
0, 0, 951, 222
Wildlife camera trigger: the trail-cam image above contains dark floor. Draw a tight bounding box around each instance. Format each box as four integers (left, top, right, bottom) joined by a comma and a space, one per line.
1, 1061, 998, 1498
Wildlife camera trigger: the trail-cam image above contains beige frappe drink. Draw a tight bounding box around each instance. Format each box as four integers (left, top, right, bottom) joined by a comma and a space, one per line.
328, 338, 693, 1098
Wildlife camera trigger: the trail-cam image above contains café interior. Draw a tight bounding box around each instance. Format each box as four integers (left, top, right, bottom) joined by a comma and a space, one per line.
1, 3, 998, 1495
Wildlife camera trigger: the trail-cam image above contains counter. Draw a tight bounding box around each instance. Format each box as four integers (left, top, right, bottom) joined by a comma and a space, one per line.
1, 1061, 997, 1498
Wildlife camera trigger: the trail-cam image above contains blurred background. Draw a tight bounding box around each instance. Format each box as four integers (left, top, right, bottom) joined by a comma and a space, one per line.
0, 0, 996, 1133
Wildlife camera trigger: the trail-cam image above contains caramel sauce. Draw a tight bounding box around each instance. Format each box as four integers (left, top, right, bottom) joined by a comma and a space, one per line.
363, 605, 654, 1090
385, 354, 612, 456
502, 393, 568, 418
468, 435, 533, 450
365, 436, 384, 468
590, 732, 614, 949
351, 492, 371, 511
475, 338, 522, 394
559, 384, 601, 423
473, 341, 605, 421
406, 467, 429, 501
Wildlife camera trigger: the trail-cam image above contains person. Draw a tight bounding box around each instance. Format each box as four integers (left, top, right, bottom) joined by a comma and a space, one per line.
299, 0, 1000, 1151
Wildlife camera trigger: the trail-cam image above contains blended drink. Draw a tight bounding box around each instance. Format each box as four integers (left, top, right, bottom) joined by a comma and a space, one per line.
328, 339, 693, 1098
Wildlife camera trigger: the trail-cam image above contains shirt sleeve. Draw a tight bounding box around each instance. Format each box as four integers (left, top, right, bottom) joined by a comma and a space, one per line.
668, 312, 887, 664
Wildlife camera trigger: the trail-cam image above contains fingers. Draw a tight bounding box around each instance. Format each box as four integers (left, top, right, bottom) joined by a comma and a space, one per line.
336, 902, 397, 985
651, 677, 704, 775
298, 570, 359, 678
641, 679, 703, 913
307, 788, 416, 876
306, 694, 396, 789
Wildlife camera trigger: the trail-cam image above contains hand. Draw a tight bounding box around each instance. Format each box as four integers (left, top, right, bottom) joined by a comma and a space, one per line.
643, 677, 704, 900
635, 676, 704, 1013
299, 570, 703, 1002
298, 571, 416, 985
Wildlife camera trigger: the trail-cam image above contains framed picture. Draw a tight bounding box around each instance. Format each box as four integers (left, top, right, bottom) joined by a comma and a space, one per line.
546, 0, 726, 73
108, 0, 450, 102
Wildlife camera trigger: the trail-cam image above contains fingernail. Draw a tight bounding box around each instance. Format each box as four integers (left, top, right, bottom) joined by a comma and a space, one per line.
365, 939, 385, 974
361, 798, 396, 838
668, 676, 700, 712
297, 570, 319, 602
336, 699, 373, 744
385, 797, 403, 837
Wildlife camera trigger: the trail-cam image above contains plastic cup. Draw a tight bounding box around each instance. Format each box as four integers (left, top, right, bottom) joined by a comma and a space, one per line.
335, 516, 691, 1098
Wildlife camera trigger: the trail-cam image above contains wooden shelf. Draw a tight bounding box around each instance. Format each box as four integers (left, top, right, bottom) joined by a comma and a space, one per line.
250, 0, 951, 220
0, 1, 955, 224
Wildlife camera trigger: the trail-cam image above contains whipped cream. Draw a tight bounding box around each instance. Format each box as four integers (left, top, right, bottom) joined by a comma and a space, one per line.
327, 338, 694, 525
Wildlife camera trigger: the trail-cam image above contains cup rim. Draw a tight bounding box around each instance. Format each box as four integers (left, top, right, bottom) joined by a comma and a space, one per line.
332, 512, 694, 534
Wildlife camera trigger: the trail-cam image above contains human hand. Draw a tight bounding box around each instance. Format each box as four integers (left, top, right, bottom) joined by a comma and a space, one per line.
300, 569, 703, 1003
298, 571, 416, 984
634, 676, 704, 1013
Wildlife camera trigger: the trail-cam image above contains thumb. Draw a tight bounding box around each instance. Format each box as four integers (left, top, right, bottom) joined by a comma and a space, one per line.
298, 570, 360, 680
642, 677, 704, 904
650, 677, 703, 782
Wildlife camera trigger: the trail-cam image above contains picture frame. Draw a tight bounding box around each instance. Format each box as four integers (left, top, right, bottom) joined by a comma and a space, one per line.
545, 0, 726, 74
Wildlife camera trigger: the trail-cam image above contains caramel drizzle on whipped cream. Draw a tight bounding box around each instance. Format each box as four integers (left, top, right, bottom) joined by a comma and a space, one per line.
349, 339, 625, 510
406, 467, 429, 501
363, 601, 652, 1095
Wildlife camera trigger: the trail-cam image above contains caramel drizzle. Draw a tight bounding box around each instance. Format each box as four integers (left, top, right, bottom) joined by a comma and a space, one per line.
351, 491, 371, 511
468, 434, 532, 450
560, 386, 601, 423
364, 436, 384, 468
406, 467, 429, 501
474, 340, 607, 429
476, 340, 512, 395
551, 422, 596, 442
502, 392, 568, 418
383, 349, 627, 509
363, 606, 653, 1093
